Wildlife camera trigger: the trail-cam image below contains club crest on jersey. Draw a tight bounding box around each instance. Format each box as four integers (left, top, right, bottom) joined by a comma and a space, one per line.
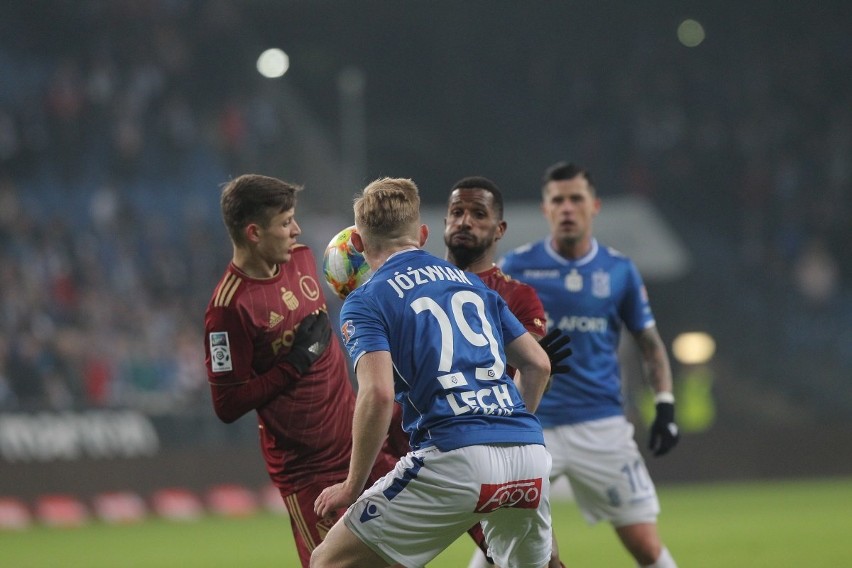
280, 287, 299, 310
564, 269, 583, 292
592, 270, 610, 298
299, 275, 320, 302
209, 332, 232, 372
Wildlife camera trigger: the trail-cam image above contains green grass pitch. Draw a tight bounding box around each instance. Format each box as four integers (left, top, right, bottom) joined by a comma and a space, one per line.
2, 477, 849, 567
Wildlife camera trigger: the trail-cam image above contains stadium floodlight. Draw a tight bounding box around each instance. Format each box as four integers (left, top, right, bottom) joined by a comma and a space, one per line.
677, 19, 706, 48
256, 48, 290, 78
672, 331, 716, 365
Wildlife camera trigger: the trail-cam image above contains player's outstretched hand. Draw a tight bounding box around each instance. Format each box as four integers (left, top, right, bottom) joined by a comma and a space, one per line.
286, 310, 332, 374
649, 401, 679, 457
538, 329, 572, 375
314, 481, 360, 519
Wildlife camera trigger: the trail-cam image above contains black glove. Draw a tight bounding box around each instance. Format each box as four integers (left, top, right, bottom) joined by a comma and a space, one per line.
286, 311, 333, 374
538, 329, 572, 375
648, 401, 679, 457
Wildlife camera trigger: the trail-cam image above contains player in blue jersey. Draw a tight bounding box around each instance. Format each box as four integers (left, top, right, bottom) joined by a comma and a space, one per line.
312, 177, 554, 568
499, 162, 679, 568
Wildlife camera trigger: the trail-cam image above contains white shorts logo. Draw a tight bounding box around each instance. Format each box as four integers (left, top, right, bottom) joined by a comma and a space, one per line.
209, 332, 232, 372
475, 478, 542, 513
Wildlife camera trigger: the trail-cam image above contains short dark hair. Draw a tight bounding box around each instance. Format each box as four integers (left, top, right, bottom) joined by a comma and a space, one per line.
220, 174, 301, 245
541, 162, 595, 194
449, 176, 504, 220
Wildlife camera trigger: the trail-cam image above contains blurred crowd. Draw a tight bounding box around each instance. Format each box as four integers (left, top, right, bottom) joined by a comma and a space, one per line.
0, 1, 849, 414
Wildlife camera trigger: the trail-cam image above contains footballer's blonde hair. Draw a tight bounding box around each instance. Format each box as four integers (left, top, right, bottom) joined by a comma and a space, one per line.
354, 177, 421, 251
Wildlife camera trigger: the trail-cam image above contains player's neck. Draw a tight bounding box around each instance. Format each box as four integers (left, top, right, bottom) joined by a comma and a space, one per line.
369, 245, 418, 271
453, 256, 494, 274
551, 236, 593, 260
232, 248, 278, 279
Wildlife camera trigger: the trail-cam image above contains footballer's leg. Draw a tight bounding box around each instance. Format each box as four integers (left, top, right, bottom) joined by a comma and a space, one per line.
614, 522, 676, 567
310, 519, 390, 568
281, 484, 344, 567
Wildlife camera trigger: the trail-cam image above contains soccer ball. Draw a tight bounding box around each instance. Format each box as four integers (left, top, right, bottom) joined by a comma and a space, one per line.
322, 225, 373, 300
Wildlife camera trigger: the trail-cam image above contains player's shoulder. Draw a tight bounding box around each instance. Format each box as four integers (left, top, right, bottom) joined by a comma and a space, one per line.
289, 242, 314, 259
602, 244, 629, 260
597, 243, 637, 269
500, 239, 546, 266
489, 266, 532, 291
505, 239, 543, 258
207, 267, 247, 311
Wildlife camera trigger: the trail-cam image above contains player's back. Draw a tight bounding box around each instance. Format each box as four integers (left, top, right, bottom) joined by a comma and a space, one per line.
340, 249, 543, 452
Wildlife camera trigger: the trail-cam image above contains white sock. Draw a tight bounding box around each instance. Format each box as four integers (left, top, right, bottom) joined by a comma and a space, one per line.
467, 549, 492, 568
641, 546, 677, 568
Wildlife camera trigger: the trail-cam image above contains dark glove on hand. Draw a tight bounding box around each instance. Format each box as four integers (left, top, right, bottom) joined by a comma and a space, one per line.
649, 401, 679, 457
538, 329, 572, 375
286, 311, 333, 375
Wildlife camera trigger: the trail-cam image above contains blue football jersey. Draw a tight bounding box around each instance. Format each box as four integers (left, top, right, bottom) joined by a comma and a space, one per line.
340, 249, 544, 451
499, 238, 655, 427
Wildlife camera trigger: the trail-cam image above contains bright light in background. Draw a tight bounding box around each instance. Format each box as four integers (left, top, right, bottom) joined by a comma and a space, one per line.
256, 48, 290, 78
672, 332, 716, 364
677, 19, 706, 48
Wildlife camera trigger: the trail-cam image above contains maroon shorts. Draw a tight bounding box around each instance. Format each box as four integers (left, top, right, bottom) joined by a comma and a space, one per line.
279, 449, 399, 567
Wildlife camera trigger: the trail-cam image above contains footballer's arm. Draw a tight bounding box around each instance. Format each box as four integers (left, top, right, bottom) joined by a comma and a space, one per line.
632, 325, 674, 396
505, 333, 551, 413
206, 308, 296, 424
314, 350, 395, 517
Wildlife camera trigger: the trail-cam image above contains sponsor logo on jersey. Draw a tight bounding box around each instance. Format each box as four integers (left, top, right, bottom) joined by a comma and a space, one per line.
359, 501, 381, 523
475, 478, 542, 513
565, 269, 583, 292
209, 332, 232, 372
592, 270, 610, 298
522, 269, 559, 279
268, 311, 284, 328
557, 315, 608, 333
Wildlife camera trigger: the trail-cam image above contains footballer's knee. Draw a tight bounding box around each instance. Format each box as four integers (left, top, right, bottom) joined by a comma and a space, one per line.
615, 522, 662, 566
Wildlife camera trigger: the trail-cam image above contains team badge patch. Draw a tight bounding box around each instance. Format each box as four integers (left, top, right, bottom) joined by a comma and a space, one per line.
592, 270, 610, 298
209, 332, 232, 372
565, 269, 583, 292
341, 320, 355, 343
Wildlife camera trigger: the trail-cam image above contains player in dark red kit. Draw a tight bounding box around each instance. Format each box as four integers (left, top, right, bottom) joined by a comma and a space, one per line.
444, 176, 572, 568
204, 174, 396, 568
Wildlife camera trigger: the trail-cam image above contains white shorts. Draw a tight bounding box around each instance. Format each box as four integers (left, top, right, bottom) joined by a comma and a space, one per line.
545, 416, 660, 527
343, 443, 552, 568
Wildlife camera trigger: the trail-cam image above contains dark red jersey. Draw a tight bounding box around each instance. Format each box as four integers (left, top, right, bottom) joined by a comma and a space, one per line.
476, 265, 547, 337
204, 244, 355, 493
476, 265, 547, 378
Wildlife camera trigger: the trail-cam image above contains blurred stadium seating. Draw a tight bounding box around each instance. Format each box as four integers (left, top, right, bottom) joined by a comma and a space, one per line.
0, 1, 850, 504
